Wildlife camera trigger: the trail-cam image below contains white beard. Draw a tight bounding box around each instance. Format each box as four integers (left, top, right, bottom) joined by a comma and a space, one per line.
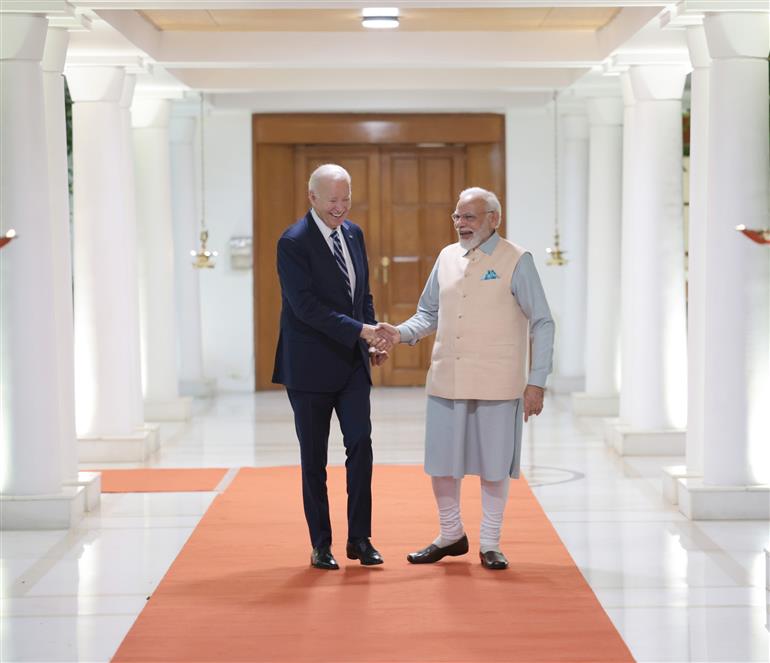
458, 231, 483, 251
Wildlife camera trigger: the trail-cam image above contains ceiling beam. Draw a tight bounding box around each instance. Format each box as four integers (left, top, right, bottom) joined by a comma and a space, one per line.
170, 66, 587, 91
74, 1, 671, 9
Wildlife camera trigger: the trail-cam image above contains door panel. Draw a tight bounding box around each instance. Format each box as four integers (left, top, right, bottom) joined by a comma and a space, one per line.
379, 147, 465, 386
292, 146, 384, 385
254, 144, 295, 391
252, 114, 503, 391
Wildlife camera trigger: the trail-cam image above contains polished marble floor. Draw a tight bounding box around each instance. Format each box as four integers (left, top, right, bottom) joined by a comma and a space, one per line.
2, 389, 768, 663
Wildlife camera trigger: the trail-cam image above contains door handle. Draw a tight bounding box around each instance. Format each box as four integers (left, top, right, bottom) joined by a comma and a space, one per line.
380, 256, 390, 285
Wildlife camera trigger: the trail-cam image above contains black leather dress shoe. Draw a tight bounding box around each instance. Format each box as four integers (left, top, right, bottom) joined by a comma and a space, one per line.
406, 534, 469, 564
310, 546, 339, 570
346, 538, 384, 565
479, 550, 509, 570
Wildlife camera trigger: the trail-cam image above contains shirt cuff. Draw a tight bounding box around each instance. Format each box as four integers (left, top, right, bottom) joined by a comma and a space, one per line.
527, 370, 549, 389
396, 324, 419, 346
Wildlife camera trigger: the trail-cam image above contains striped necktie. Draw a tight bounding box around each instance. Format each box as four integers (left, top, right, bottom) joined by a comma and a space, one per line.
330, 230, 353, 300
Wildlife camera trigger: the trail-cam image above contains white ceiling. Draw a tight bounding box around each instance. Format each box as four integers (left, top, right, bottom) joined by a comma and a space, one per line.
51, 0, 703, 110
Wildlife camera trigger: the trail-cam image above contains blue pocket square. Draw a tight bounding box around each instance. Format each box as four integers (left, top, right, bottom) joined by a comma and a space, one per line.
481, 269, 500, 280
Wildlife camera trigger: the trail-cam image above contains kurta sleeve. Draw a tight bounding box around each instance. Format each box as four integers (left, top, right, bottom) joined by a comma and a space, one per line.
511, 253, 555, 388
396, 256, 440, 345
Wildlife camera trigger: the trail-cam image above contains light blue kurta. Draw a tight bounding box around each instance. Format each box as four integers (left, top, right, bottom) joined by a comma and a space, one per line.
397, 232, 555, 480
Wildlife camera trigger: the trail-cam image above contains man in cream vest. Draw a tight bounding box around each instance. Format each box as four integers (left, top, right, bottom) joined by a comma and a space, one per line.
378, 187, 554, 570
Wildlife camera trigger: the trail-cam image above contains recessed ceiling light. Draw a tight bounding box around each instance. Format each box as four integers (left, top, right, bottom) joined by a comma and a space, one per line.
362, 7, 400, 29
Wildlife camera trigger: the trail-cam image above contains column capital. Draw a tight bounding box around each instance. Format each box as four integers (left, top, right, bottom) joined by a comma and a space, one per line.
0, 14, 48, 61
704, 12, 770, 60
686, 24, 711, 69
41, 26, 69, 74
65, 66, 125, 103
119, 73, 137, 110
629, 64, 689, 102
170, 96, 205, 119
131, 97, 171, 130
620, 71, 634, 107
586, 97, 623, 127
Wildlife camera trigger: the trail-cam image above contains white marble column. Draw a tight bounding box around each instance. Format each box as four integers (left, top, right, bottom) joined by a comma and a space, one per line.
170, 112, 213, 397
678, 12, 770, 519
0, 14, 85, 529
551, 111, 589, 394
132, 97, 192, 421
67, 66, 155, 462
616, 72, 637, 434
607, 65, 689, 456
572, 96, 623, 416
41, 28, 101, 507
117, 74, 147, 434
663, 25, 711, 502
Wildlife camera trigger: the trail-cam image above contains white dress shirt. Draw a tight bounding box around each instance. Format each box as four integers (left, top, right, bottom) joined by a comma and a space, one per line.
310, 208, 357, 301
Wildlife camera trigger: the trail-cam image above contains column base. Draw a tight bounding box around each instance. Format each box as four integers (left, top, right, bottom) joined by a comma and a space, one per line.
677, 478, 770, 520
180, 378, 216, 398
661, 466, 701, 505
0, 486, 86, 530
606, 423, 686, 456
78, 426, 156, 463
572, 392, 619, 416
144, 396, 193, 422
63, 471, 102, 511
140, 423, 161, 454
549, 374, 585, 394
602, 417, 620, 447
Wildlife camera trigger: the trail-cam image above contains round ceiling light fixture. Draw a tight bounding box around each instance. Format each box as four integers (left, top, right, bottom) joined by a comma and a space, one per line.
361, 7, 400, 29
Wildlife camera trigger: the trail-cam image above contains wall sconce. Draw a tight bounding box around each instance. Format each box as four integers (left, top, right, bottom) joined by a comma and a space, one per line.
229, 236, 252, 271
736, 225, 770, 245
0, 228, 17, 250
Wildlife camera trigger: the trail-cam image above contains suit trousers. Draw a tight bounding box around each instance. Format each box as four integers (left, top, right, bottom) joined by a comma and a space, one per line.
287, 358, 373, 549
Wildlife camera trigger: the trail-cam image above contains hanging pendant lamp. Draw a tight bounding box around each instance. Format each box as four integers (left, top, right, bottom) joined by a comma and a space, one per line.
546, 91, 568, 267
191, 94, 218, 269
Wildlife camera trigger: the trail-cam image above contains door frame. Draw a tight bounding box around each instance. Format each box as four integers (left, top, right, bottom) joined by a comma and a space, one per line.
252, 113, 505, 391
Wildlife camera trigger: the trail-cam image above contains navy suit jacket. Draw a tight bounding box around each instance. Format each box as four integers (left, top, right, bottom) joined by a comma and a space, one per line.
272, 211, 377, 392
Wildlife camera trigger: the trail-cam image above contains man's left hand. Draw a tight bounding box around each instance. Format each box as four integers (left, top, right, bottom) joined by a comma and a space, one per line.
370, 348, 389, 367
523, 385, 545, 422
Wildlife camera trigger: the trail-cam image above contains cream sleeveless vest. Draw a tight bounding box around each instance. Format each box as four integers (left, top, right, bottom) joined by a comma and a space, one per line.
426, 237, 529, 400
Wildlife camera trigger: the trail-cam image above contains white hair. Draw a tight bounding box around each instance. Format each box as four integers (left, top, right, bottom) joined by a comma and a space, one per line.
308, 164, 351, 193
458, 186, 501, 218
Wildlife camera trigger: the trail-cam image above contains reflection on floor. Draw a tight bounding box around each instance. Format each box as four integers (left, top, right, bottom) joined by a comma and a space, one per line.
2, 390, 768, 663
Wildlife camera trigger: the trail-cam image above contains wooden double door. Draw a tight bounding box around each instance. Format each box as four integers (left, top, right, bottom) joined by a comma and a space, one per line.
253, 114, 505, 390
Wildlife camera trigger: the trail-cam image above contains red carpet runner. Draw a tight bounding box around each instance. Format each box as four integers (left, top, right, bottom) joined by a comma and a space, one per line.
112, 465, 634, 662
100, 468, 228, 493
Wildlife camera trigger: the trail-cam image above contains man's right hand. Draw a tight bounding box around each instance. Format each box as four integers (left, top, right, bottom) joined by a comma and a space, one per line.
375, 322, 400, 346
360, 324, 390, 351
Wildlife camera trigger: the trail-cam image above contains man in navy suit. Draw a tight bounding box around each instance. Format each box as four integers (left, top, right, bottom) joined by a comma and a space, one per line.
273, 164, 389, 570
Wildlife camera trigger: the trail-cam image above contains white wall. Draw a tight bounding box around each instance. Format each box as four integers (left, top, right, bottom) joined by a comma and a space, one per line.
197, 108, 562, 391
505, 107, 564, 376
199, 111, 254, 391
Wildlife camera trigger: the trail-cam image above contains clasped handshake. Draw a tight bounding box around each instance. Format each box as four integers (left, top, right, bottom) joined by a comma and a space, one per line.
360, 322, 401, 366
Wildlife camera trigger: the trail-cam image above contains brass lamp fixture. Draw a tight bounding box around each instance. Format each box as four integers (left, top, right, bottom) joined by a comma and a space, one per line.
191, 94, 218, 269
0, 228, 17, 250
546, 91, 567, 266
736, 224, 770, 245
